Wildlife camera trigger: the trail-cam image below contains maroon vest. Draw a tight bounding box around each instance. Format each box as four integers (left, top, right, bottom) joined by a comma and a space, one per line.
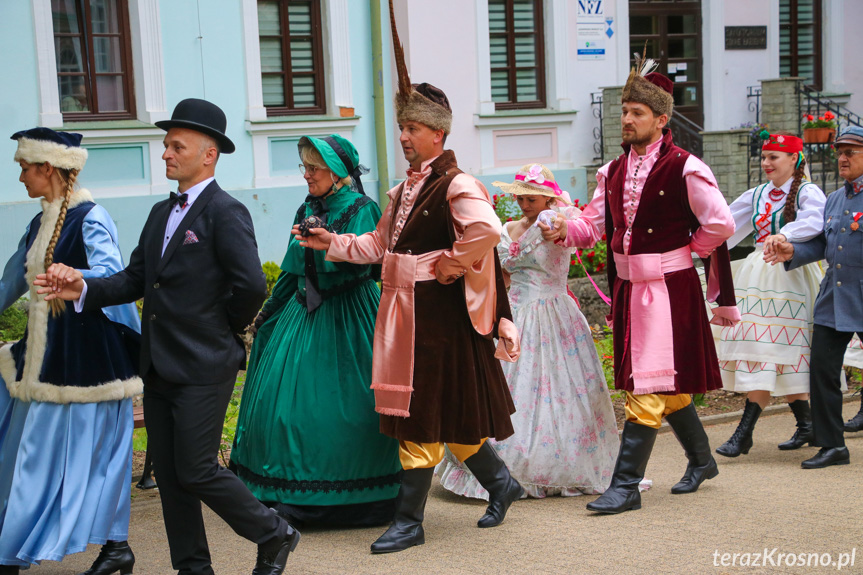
606, 132, 695, 256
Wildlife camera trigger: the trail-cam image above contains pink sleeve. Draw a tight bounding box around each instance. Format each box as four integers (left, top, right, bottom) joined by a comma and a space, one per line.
558, 164, 607, 249
326, 197, 393, 265
684, 156, 735, 258
437, 175, 502, 276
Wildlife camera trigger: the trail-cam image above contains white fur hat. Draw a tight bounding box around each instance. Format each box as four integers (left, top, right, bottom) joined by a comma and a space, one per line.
12, 127, 88, 171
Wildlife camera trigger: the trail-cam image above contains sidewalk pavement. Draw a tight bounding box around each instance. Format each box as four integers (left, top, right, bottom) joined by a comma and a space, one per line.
28, 400, 863, 575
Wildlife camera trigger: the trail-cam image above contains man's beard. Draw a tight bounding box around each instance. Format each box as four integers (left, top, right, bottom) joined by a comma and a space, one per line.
621, 129, 653, 147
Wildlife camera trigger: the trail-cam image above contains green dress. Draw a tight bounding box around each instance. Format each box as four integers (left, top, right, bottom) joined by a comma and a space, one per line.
232, 190, 400, 525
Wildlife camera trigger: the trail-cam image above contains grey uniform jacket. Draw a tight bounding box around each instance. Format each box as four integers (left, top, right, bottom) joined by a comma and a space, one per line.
787, 174, 863, 332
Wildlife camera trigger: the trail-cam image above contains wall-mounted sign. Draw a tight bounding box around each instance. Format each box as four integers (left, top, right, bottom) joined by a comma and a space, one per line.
577, 0, 607, 60
725, 26, 767, 50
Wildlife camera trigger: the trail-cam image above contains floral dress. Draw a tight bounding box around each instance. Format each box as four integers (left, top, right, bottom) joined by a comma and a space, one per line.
437, 213, 618, 498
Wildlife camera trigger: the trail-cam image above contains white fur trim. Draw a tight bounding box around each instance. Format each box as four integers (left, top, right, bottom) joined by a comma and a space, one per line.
0, 345, 142, 403
6, 188, 136, 405
14, 137, 88, 171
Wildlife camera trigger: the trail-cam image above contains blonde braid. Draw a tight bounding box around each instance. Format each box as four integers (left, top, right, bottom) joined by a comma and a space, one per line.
44, 168, 78, 316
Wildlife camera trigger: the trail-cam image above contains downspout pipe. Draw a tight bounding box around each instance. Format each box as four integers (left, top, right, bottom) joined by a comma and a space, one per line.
370, 0, 390, 208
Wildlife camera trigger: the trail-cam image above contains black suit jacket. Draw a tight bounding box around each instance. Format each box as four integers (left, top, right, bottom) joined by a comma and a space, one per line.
84, 180, 266, 384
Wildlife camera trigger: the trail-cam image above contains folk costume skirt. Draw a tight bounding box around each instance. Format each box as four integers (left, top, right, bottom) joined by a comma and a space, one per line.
718, 246, 831, 396
0, 377, 132, 567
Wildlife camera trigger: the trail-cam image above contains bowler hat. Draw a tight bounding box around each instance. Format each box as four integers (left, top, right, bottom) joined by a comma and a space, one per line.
156, 98, 235, 154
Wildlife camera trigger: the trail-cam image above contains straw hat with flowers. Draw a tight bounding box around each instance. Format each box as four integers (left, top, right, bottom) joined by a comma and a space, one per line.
491, 163, 573, 206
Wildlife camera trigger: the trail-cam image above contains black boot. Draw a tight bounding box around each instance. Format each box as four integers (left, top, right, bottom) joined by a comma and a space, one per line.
778, 399, 814, 450
252, 510, 301, 575
370, 467, 434, 554
844, 393, 863, 433
586, 421, 657, 514
78, 541, 134, 575
0, 566, 20, 575
462, 442, 524, 528
666, 402, 719, 494
715, 399, 762, 457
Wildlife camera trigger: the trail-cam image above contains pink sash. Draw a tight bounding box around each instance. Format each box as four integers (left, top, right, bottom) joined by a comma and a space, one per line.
613, 246, 693, 394
370, 250, 445, 417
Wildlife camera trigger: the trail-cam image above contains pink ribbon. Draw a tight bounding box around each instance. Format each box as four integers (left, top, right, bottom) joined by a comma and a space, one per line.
515, 173, 565, 196
613, 246, 694, 394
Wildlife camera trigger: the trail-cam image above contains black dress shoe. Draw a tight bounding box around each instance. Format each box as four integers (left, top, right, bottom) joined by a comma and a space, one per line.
78, 541, 134, 575
801, 447, 850, 469
844, 395, 863, 433
252, 519, 301, 575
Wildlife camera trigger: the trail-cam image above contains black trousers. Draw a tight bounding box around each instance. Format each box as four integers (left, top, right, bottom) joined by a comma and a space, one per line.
144, 372, 286, 575
810, 324, 855, 449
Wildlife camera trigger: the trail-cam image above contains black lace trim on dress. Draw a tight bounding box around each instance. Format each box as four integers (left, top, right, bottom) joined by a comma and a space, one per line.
293, 273, 373, 307
329, 196, 372, 234
233, 462, 402, 493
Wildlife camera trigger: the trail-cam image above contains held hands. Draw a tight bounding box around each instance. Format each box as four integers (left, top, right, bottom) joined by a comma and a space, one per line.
538, 215, 567, 242
34, 263, 84, 301
291, 224, 332, 250
762, 234, 794, 265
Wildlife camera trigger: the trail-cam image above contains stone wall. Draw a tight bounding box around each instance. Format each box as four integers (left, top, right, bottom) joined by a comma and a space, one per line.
601, 86, 623, 164
701, 129, 752, 203
760, 77, 803, 134
567, 275, 611, 328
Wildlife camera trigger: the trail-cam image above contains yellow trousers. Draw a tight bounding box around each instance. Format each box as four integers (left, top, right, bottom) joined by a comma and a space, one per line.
398, 439, 487, 470
624, 392, 692, 429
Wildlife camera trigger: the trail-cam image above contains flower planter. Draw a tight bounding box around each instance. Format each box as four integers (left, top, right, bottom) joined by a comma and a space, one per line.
803, 127, 836, 144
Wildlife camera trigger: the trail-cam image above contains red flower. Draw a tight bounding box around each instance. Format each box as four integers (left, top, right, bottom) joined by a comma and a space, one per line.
573, 199, 580, 207
823, 111, 835, 120
601, 233, 607, 241
806, 114, 814, 122
586, 251, 595, 259
596, 262, 606, 272
506, 217, 513, 222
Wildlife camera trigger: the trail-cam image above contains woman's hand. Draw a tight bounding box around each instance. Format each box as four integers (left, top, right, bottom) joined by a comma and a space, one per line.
763, 239, 795, 265
762, 233, 787, 255
538, 215, 567, 242
292, 224, 333, 250
34, 263, 84, 300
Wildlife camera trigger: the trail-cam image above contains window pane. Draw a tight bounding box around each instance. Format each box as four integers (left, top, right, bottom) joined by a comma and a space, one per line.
96, 75, 125, 111
512, 0, 536, 32
260, 38, 284, 72
490, 35, 508, 67
89, 0, 120, 34
93, 36, 122, 73
491, 70, 509, 102
55, 37, 86, 73
488, 0, 506, 33
629, 15, 657, 36
292, 75, 316, 108
667, 15, 697, 35
290, 39, 314, 72
262, 75, 285, 106
52, 0, 81, 33
515, 69, 538, 102
514, 35, 537, 66
667, 37, 697, 59
287, 2, 312, 35
59, 76, 89, 112
257, 1, 282, 36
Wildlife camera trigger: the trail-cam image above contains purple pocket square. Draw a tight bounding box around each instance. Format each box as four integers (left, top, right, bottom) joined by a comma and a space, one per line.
183, 230, 199, 245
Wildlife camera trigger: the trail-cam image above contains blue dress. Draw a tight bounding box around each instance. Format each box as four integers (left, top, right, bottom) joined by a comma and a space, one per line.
0, 190, 142, 567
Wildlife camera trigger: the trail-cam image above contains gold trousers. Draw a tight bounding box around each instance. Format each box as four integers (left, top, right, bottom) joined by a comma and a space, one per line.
624, 392, 692, 429
398, 439, 487, 470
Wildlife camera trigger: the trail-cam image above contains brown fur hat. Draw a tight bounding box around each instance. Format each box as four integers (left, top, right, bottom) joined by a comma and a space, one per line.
389, 0, 453, 134
622, 55, 674, 119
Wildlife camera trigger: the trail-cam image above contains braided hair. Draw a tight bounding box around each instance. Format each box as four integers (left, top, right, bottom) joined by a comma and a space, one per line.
781, 153, 806, 225
44, 167, 79, 316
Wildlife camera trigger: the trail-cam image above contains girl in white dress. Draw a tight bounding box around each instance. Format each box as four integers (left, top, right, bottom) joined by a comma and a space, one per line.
716, 132, 834, 457
436, 164, 618, 498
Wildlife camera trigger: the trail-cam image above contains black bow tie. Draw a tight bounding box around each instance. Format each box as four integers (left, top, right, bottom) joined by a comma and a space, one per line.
170, 191, 189, 208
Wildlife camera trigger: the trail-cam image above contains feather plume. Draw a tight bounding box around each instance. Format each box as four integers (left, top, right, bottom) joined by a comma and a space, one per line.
389, 0, 411, 105
633, 41, 658, 77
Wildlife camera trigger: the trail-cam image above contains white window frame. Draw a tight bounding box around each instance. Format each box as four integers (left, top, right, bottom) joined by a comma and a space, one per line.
241, 0, 358, 188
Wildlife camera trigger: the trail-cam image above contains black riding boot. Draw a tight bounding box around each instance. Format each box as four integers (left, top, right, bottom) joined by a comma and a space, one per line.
666, 402, 719, 494
370, 467, 434, 554
586, 421, 657, 514
715, 399, 762, 457
462, 442, 524, 528
78, 541, 135, 575
778, 399, 814, 450
844, 393, 863, 433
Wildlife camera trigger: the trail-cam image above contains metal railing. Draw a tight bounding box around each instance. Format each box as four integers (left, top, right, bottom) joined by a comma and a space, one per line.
798, 82, 863, 134
669, 113, 704, 158
591, 92, 604, 163
747, 85, 762, 126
